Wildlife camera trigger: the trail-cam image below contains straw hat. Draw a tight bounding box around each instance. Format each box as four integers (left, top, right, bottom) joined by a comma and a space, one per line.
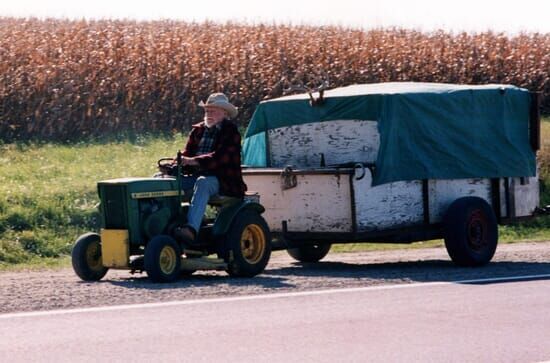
198, 93, 238, 119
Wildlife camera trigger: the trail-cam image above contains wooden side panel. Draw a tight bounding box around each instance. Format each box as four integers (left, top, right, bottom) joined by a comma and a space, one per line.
243, 172, 352, 233
268, 120, 379, 167
353, 170, 424, 231
513, 176, 539, 217
428, 179, 491, 223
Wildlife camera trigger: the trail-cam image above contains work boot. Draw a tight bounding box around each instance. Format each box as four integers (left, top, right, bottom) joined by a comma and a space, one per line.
174, 226, 197, 246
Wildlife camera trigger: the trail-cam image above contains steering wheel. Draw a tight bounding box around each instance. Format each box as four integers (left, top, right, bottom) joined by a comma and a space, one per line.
157, 157, 199, 176
157, 157, 175, 169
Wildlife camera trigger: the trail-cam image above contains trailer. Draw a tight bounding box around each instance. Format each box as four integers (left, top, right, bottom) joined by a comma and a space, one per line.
241, 82, 541, 266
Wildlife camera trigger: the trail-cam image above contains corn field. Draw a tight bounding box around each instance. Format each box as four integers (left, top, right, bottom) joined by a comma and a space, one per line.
0, 17, 549, 141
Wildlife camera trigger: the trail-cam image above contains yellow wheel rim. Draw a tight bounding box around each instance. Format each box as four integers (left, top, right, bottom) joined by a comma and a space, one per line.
159, 245, 177, 275
240, 224, 266, 264
85, 241, 103, 272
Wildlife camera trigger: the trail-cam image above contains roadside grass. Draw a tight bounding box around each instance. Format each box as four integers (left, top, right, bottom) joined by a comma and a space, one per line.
0, 134, 183, 268
1, 119, 549, 268
0, 256, 71, 272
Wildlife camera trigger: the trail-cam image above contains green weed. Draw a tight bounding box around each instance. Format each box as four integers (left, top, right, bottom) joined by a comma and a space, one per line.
0, 134, 184, 265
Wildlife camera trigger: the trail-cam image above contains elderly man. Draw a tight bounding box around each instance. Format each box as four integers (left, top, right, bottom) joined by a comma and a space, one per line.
165, 93, 247, 245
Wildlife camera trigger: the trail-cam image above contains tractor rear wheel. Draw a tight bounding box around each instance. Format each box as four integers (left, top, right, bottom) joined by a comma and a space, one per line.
222, 210, 271, 277
71, 232, 109, 281
145, 235, 182, 283
287, 243, 332, 263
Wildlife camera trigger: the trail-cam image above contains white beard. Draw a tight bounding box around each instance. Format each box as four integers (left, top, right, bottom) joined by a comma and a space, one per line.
204, 117, 223, 128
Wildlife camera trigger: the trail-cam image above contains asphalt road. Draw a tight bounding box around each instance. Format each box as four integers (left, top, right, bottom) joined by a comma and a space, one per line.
3, 242, 550, 314
1, 275, 549, 363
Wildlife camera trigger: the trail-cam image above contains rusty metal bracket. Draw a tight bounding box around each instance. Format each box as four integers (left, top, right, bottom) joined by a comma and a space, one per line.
283, 80, 329, 107
281, 166, 297, 190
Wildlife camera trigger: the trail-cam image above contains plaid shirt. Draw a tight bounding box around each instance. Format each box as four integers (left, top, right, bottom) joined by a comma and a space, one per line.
195, 123, 221, 155
183, 120, 247, 197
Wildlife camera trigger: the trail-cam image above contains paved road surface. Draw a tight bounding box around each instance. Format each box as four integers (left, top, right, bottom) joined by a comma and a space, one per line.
1, 276, 549, 363
2, 242, 550, 314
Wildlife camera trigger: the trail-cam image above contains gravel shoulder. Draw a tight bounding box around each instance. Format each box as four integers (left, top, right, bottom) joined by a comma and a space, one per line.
1, 241, 549, 314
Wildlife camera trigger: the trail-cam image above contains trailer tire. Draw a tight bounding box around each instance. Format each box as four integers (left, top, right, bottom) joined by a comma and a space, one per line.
222, 210, 271, 277
287, 243, 332, 263
71, 232, 109, 281
145, 235, 182, 283
443, 197, 498, 267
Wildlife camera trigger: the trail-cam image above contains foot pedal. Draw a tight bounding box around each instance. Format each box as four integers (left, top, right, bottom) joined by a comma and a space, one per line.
183, 249, 204, 257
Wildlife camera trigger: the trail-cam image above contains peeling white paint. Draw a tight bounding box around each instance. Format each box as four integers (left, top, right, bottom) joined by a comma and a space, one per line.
428, 178, 491, 223
243, 170, 353, 232
353, 169, 424, 231
268, 120, 379, 167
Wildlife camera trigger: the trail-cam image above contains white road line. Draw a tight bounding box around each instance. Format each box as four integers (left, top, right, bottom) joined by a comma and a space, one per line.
1, 273, 549, 320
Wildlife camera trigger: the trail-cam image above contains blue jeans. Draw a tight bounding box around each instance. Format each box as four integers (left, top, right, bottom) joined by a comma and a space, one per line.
180, 175, 220, 234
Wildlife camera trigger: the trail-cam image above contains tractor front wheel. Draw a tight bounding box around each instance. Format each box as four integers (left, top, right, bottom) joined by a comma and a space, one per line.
71, 232, 109, 281
145, 235, 182, 283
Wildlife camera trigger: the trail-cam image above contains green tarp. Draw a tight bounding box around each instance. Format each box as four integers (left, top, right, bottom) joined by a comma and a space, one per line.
242, 82, 536, 185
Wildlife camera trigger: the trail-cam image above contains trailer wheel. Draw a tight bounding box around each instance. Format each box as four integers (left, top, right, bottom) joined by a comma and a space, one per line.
145, 235, 182, 283
222, 210, 271, 277
72, 232, 109, 281
287, 243, 332, 262
443, 197, 498, 267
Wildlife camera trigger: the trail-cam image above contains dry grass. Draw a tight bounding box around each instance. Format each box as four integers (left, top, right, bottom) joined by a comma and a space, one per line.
0, 17, 548, 141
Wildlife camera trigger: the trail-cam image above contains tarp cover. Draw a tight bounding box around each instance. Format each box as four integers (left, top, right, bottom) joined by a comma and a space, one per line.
242, 82, 536, 185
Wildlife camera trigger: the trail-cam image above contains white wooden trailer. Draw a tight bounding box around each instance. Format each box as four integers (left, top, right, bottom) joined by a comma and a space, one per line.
241, 83, 541, 266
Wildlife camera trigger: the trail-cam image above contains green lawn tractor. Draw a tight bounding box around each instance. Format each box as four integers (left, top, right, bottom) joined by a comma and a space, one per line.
71, 154, 271, 283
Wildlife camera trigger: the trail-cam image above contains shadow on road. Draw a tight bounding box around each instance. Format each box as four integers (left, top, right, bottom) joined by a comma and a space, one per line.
107, 273, 297, 290
264, 259, 550, 284
106, 259, 550, 290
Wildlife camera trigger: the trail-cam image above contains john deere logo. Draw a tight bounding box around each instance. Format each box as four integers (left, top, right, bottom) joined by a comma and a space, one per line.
131, 191, 179, 199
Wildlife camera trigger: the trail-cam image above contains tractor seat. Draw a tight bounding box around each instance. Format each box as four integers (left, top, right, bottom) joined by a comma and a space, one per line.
208, 191, 259, 207
208, 195, 242, 207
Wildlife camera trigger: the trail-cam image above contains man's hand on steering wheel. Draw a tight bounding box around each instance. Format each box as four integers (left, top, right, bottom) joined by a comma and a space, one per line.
157, 156, 200, 176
